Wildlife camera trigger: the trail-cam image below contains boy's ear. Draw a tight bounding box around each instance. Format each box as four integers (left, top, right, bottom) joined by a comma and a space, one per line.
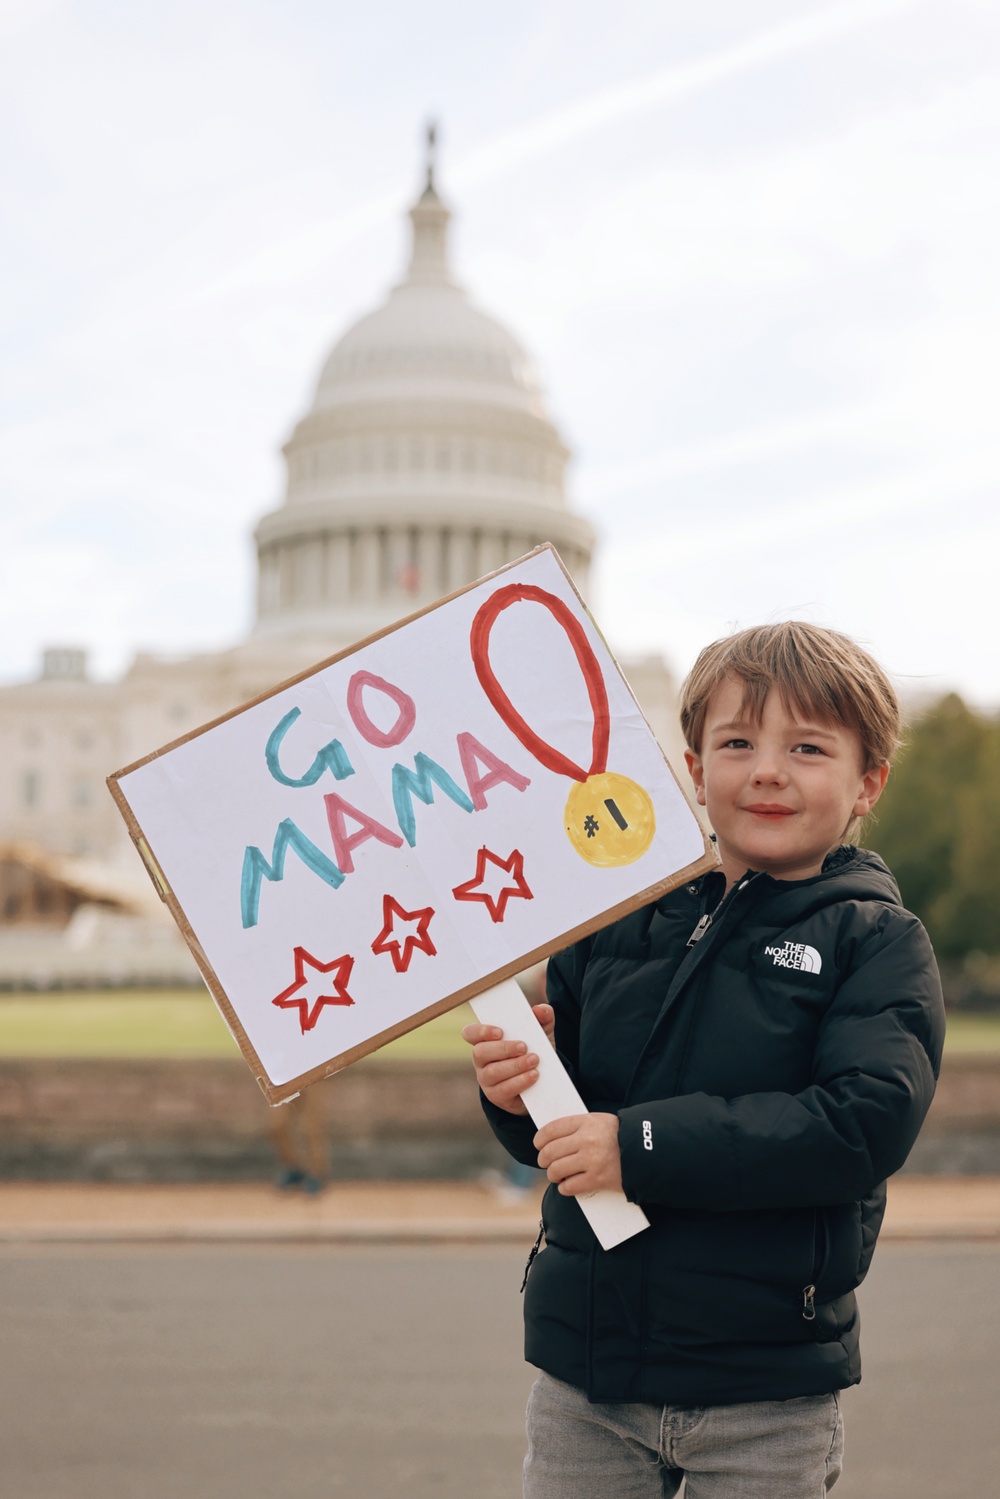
854, 762, 890, 818
685, 750, 707, 807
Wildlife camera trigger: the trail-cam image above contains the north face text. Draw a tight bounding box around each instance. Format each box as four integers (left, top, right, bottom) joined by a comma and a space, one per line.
764, 941, 823, 973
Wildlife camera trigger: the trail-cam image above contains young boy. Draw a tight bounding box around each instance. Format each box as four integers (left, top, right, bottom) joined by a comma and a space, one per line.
463, 621, 945, 1499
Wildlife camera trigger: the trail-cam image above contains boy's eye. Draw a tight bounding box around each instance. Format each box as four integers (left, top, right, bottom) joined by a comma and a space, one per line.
722, 738, 752, 750
794, 743, 824, 756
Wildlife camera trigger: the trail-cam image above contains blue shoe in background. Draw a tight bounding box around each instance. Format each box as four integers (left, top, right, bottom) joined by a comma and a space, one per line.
276, 1168, 305, 1189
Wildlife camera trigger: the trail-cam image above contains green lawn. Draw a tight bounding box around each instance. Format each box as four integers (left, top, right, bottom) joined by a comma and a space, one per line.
0, 991, 997, 1059
938, 1012, 1000, 1054
0, 990, 476, 1061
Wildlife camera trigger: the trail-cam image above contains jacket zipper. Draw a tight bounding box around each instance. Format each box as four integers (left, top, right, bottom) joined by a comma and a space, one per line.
686, 913, 713, 946
801, 1207, 830, 1320
686, 875, 754, 947
624, 873, 761, 1103
520, 1219, 545, 1293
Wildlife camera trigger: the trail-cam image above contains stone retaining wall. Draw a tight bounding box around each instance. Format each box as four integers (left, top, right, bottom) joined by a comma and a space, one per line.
904, 1054, 1000, 1173
0, 1057, 508, 1182
0, 1053, 997, 1181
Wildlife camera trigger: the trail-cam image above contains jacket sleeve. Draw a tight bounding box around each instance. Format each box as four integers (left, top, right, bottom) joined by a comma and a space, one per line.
617, 911, 946, 1211
479, 939, 588, 1166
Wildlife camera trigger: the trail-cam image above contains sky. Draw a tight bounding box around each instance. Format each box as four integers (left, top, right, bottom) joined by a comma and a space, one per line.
2, 0, 999, 710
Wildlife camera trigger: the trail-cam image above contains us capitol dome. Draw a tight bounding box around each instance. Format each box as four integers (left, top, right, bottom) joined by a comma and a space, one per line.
253, 146, 594, 645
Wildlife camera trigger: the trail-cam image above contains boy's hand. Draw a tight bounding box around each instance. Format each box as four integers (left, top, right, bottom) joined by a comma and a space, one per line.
534, 1113, 622, 1196
461, 1004, 556, 1116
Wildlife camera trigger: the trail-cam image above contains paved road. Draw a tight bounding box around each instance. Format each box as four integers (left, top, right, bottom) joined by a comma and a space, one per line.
1, 1240, 996, 1498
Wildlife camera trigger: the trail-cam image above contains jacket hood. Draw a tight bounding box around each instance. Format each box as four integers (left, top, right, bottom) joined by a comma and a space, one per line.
724, 845, 903, 925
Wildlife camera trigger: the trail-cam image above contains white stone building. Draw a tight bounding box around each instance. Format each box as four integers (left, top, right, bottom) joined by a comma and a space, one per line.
0, 150, 681, 979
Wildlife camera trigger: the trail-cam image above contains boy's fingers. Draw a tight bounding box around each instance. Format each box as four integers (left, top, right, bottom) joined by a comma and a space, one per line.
556, 1175, 591, 1197
536, 1143, 566, 1172
461, 1016, 545, 1122
530, 1004, 556, 1045
535, 1136, 582, 1172
460, 1022, 503, 1045
487, 1071, 539, 1103
477, 1056, 539, 1114
472, 1040, 530, 1067
533, 1115, 583, 1151
479, 1053, 538, 1087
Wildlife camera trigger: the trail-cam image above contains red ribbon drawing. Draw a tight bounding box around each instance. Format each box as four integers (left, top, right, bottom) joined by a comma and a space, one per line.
470, 584, 610, 784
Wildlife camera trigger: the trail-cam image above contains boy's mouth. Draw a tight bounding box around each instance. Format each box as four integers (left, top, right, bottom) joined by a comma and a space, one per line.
744, 804, 795, 818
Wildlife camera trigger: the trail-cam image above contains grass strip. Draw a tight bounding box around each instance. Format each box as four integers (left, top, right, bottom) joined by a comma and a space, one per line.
0, 990, 475, 1061
0, 993, 995, 1059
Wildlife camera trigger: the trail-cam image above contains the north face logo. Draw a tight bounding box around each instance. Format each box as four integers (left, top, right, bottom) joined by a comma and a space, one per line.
764, 941, 822, 973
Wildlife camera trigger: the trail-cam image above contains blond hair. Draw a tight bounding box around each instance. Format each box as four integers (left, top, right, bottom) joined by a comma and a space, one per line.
680, 621, 900, 771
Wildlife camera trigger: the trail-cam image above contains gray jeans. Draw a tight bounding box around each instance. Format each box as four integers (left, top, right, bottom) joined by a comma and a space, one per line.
524, 1371, 844, 1499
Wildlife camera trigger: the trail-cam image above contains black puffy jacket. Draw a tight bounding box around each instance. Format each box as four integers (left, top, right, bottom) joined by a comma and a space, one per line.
483, 847, 945, 1406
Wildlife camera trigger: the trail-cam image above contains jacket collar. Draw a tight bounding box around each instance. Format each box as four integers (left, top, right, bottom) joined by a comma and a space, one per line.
693, 843, 899, 908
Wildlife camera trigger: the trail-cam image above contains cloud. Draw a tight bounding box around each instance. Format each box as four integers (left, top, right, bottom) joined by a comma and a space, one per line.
603, 442, 1000, 562
449, 0, 923, 186
0, 0, 60, 44
578, 406, 879, 499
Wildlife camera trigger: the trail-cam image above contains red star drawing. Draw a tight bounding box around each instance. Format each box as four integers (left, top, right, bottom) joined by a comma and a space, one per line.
452, 846, 533, 924
371, 894, 437, 973
271, 946, 355, 1033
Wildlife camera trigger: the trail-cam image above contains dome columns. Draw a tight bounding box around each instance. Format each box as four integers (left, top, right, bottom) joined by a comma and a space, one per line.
254, 503, 595, 640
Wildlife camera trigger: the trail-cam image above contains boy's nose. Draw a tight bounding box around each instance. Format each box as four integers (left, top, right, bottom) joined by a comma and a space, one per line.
750, 756, 787, 785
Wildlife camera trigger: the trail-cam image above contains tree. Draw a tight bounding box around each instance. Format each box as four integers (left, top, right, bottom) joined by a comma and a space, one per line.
865, 694, 1000, 961
928, 722, 1000, 959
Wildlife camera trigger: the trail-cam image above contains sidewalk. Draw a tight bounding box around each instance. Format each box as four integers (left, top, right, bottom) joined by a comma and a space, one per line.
1, 1175, 999, 1244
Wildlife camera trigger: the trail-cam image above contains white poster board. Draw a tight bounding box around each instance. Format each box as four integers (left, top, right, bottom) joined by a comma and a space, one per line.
109, 547, 716, 1104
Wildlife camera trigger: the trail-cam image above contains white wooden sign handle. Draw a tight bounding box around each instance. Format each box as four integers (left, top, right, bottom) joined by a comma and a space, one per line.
470, 979, 650, 1251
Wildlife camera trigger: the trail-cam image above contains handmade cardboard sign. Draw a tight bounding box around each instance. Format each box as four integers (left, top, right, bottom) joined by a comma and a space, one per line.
108, 546, 716, 1104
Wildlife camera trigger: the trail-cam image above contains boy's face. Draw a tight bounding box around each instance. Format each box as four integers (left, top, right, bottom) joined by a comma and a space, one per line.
685, 676, 889, 886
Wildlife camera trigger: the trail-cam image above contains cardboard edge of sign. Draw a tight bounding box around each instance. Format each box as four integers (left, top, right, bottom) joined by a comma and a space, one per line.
106, 544, 720, 1105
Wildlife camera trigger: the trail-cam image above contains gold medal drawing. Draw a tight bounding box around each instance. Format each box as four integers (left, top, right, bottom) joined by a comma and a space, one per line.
471, 584, 656, 869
